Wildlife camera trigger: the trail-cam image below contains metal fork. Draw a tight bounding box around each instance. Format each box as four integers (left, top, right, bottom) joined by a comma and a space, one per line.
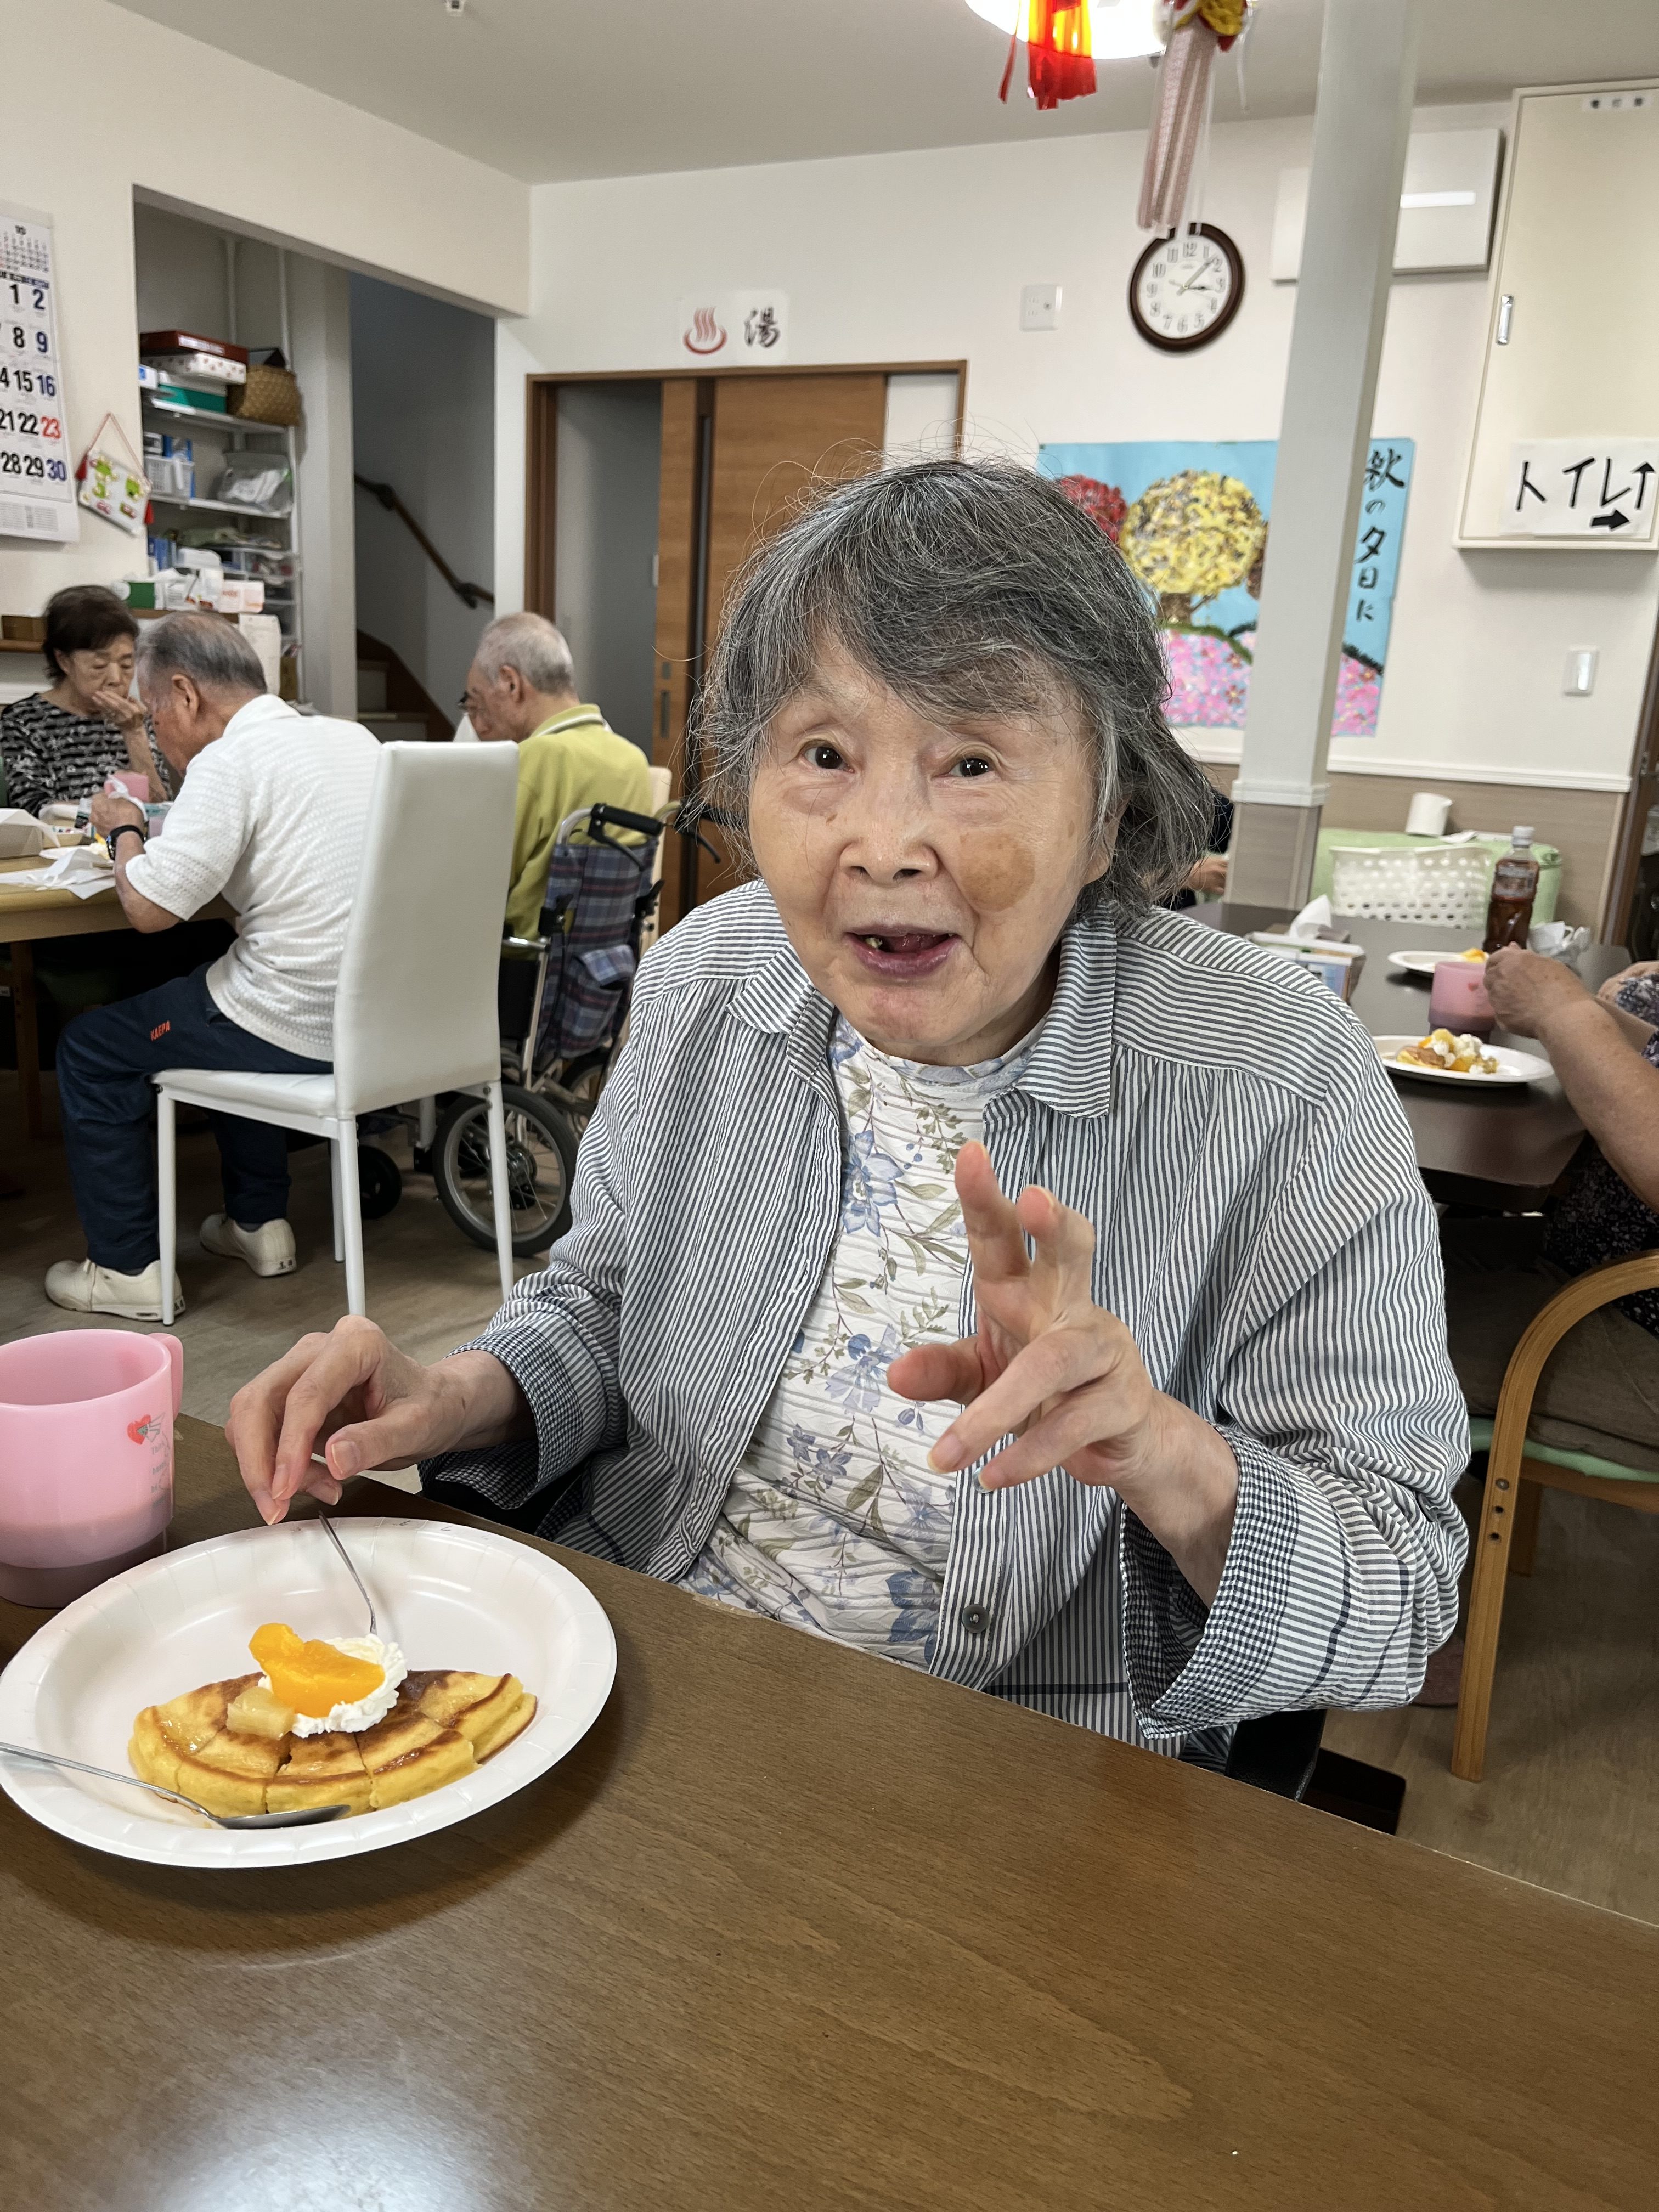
0, 1743, 349, 1828
318, 1509, 377, 1637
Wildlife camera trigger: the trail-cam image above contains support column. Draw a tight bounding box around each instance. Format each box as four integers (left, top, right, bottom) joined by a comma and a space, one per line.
1228, 0, 1421, 909
287, 255, 358, 718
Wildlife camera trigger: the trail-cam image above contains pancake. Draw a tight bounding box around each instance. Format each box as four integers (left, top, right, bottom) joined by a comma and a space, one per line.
129, 1667, 535, 1820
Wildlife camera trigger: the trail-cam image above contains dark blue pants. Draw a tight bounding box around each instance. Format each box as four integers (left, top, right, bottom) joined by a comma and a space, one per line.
56, 964, 331, 1275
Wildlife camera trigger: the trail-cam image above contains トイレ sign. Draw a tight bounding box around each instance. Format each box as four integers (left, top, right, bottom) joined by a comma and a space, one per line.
675, 291, 789, 366
1503, 439, 1659, 540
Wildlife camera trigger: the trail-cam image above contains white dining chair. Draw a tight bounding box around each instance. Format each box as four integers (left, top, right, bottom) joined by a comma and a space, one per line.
154, 741, 519, 1323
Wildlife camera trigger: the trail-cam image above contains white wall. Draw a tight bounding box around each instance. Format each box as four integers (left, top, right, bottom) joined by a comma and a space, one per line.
0, 0, 526, 617
500, 106, 1654, 798
351, 273, 496, 719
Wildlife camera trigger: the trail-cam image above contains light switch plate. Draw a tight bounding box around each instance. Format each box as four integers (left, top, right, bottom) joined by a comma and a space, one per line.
1564, 647, 1599, 696
1020, 283, 1061, 332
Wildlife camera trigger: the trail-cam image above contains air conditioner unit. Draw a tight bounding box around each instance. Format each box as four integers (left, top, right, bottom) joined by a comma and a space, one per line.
1271, 127, 1503, 282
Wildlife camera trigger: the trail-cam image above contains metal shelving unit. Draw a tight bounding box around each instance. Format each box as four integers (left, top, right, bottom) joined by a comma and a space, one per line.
141, 231, 304, 694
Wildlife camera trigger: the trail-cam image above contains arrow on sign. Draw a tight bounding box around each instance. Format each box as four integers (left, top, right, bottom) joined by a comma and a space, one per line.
1592, 509, 1632, 531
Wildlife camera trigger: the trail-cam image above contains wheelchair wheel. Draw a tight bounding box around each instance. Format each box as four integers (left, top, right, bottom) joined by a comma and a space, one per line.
432, 1085, 578, 1256
357, 1144, 403, 1220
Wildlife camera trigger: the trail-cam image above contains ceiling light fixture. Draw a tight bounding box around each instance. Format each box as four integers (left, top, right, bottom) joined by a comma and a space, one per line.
964, 0, 1164, 63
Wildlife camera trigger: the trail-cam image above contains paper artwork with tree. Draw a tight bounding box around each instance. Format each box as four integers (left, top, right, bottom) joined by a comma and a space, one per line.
1040, 438, 1414, 737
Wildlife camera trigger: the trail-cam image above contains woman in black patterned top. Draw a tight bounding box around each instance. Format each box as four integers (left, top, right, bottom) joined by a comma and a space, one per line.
0, 585, 168, 818
1440, 944, 1659, 1474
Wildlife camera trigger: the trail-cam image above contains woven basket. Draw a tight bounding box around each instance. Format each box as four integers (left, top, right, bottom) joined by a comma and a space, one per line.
228, 363, 301, 427
1329, 843, 1494, 929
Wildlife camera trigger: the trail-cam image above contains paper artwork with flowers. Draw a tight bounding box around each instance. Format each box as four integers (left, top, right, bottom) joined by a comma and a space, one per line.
1038, 437, 1414, 737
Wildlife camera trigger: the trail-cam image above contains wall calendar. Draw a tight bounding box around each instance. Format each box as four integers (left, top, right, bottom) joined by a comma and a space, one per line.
0, 202, 78, 544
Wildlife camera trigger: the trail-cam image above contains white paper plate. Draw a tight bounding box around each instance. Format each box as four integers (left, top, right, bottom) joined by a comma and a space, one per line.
1387, 949, 1487, 977
0, 1516, 616, 1869
1374, 1035, 1553, 1086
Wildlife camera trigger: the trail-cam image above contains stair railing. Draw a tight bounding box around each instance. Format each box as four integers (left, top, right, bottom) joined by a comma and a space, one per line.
353, 476, 495, 610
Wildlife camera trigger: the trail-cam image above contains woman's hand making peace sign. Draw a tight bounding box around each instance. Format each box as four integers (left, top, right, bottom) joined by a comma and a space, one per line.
887, 1143, 1239, 1605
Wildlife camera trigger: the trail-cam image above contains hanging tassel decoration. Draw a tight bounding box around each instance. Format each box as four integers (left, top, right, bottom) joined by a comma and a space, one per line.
1001, 2, 1097, 112
1137, 1, 1251, 232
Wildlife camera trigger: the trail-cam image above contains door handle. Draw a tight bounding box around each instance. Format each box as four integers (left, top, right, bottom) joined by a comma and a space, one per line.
1496, 294, 1514, 345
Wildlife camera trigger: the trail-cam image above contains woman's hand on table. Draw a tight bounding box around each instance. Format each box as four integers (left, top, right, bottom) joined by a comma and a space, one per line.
887, 1143, 1239, 1605
225, 1318, 533, 1525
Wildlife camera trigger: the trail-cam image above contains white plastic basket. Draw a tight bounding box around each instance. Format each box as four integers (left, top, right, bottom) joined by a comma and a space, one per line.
1329, 843, 1494, 929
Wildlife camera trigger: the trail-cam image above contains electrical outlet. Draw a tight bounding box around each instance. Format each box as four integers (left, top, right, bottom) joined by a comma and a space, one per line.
1564, 647, 1599, 697
1020, 283, 1061, 332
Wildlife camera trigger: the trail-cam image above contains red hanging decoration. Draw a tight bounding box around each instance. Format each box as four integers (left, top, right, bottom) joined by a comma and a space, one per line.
1000, 2, 1097, 112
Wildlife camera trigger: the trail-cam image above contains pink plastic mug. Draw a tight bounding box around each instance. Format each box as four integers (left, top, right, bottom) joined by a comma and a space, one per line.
0, 1330, 182, 1607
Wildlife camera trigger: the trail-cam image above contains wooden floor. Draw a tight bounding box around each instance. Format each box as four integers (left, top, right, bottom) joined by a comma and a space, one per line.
4, 1075, 1657, 1926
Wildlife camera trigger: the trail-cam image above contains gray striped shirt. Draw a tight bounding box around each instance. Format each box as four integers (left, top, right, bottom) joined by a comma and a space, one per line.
425, 883, 1469, 1759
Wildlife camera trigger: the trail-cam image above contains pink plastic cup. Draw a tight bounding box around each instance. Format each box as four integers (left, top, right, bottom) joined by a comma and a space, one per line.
0, 1330, 182, 1608
104, 770, 149, 805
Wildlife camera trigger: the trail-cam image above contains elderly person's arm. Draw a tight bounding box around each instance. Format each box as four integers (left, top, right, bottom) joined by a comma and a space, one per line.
86, 791, 178, 933
897, 1014, 1468, 1731
233, 1031, 639, 1521
1489, 945, 1659, 1209
1126, 1025, 1467, 1730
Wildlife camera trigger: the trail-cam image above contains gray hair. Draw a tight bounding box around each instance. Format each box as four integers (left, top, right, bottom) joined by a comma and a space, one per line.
694, 458, 1214, 909
134, 612, 266, 697
475, 611, 575, 697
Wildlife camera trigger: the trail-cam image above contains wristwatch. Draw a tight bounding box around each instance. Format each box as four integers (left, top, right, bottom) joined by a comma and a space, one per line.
109, 822, 146, 856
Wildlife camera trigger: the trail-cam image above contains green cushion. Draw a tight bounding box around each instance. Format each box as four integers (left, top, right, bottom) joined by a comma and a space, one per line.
1466, 1415, 1659, 1486
1312, 831, 1561, 927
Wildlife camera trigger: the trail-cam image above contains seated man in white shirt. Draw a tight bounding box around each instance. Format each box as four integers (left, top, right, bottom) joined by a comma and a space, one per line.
46, 613, 381, 1320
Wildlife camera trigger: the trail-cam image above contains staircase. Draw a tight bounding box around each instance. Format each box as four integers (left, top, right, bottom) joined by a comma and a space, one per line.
356, 656, 435, 743
354, 629, 455, 744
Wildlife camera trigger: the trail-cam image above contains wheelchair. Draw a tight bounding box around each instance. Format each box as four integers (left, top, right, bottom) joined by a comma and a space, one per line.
423, 802, 669, 1259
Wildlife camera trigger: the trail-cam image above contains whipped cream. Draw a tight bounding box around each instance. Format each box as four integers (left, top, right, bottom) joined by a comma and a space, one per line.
261, 1633, 407, 1737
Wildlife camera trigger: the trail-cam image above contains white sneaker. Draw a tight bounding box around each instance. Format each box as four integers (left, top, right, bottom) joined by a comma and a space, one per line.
44, 1257, 184, 1319
200, 1214, 296, 1278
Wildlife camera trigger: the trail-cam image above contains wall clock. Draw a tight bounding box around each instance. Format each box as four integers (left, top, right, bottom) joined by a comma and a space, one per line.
1128, 224, 1245, 352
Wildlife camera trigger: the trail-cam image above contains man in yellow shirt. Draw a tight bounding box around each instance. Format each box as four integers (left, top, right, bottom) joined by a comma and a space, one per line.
462, 612, 654, 939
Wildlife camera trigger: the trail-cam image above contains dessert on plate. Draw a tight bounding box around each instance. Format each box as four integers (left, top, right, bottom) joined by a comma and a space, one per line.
1395, 1027, 1499, 1076
128, 1622, 535, 1819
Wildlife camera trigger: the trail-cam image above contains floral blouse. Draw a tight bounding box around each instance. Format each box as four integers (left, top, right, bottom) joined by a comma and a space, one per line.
682, 1015, 1038, 1666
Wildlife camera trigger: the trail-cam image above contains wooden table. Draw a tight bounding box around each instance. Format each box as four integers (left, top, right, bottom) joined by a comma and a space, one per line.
3, 1418, 1656, 2210
0, 850, 128, 1139
1198, 905, 1632, 1205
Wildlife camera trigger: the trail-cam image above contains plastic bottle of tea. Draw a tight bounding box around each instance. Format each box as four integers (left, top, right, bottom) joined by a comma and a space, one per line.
1483, 827, 1541, 953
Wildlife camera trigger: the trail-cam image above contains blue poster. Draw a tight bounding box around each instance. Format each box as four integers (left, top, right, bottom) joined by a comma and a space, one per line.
1036, 437, 1414, 735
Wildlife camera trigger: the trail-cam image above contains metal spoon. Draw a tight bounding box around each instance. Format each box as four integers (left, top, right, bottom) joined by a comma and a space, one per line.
0, 1741, 351, 1827
317, 1509, 377, 1637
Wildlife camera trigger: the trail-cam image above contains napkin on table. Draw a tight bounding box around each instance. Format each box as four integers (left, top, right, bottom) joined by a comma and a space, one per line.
2, 844, 117, 900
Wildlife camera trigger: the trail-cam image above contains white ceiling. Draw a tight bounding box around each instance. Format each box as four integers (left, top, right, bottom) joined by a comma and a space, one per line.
109, 0, 1659, 184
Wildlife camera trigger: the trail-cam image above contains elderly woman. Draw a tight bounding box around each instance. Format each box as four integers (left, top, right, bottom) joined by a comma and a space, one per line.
229, 460, 1466, 1763
0, 584, 167, 819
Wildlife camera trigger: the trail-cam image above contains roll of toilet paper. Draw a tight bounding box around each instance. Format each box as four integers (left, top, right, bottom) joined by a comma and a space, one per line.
1405, 791, 1452, 837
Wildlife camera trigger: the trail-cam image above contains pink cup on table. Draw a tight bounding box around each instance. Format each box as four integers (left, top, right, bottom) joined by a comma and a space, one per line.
1427, 959, 1494, 1041
104, 770, 149, 805
0, 1330, 182, 1607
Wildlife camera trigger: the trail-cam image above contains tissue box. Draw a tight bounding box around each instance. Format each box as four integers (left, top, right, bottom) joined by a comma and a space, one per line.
1250, 933, 1367, 1002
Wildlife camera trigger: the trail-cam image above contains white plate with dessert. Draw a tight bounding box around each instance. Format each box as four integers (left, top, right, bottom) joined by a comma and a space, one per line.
1387, 948, 1487, 978
1374, 1031, 1553, 1086
0, 1516, 616, 1869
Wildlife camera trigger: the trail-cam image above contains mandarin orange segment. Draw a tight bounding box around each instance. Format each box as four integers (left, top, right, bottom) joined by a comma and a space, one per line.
249, 1622, 385, 1719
